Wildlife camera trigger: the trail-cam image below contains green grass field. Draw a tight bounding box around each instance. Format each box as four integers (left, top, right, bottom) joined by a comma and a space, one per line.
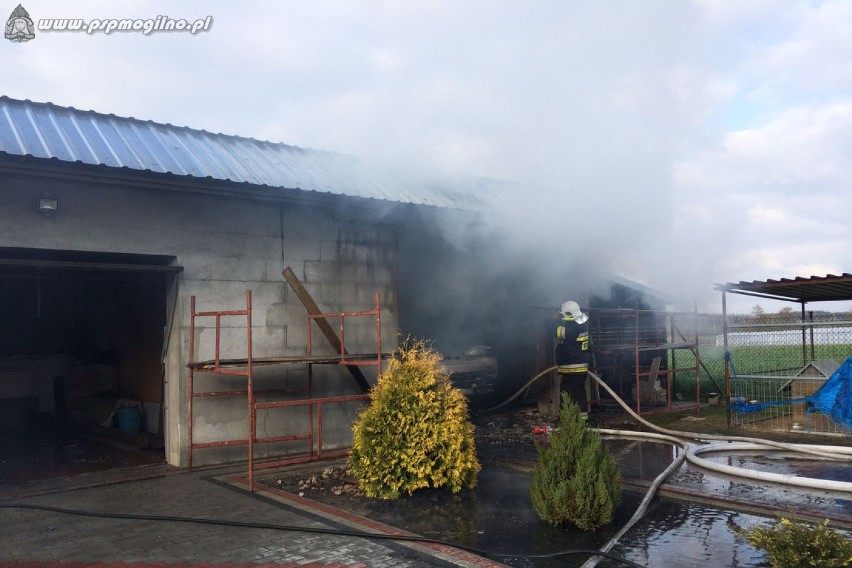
669, 344, 852, 401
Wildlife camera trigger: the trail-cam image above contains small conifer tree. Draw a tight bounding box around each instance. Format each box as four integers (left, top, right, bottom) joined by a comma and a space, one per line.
348, 339, 480, 499
742, 518, 852, 568
530, 392, 621, 530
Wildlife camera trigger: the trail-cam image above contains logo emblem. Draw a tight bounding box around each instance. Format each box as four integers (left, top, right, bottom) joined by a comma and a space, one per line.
5, 4, 35, 43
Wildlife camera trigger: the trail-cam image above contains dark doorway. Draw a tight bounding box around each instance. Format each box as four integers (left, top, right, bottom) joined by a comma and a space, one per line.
0, 248, 180, 485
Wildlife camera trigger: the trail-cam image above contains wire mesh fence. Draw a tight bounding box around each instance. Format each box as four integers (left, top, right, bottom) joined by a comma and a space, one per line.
589, 307, 848, 434
721, 312, 852, 435
589, 309, 715, 410
669, 312, 727, 402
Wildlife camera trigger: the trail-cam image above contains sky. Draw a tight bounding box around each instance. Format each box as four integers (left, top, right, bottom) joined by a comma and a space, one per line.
4, 0, 852, 314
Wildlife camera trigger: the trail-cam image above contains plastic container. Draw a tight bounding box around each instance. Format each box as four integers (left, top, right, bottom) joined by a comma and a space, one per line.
117, 406, 141, 432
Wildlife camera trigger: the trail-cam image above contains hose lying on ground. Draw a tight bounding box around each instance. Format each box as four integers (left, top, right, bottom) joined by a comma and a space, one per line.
580, 429, 689, 568
587, 370, 852, 463
478, 367, 852, 568
581, 370, 852, 567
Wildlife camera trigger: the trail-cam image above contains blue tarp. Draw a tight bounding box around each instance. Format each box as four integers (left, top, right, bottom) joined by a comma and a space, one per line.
728, 353, 852, 432
813, 356, 852, 429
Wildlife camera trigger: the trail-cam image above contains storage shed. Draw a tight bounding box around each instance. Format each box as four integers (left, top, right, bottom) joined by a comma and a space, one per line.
0, 96, 489, 472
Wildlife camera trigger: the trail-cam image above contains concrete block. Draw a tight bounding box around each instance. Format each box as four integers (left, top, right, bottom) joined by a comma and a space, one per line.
179, 281, 286, 325
319, 282, 342, 307
265, 303, 289, 327
339, 225, 377, 244
282, 238, 321, 261
325, 241, 357, 263
278, 261, 305, 283
364, 263, 394, 285
377, 287, 397, 313
286, 320, 308, 350
192, 370, 246, 394
196, 327, 251, 361
339, 284, 359, 306
191, 397, 247, 444
251, 365, 289, 384
256, 326, 287, 357
284, 367, 310, 385
268, 259, 310, 284
281, 211, 338, 238
177, 286, 254, 328
355, 285, 381, 307
254, 405, 312, 439
180, 255, 269, 282
303, 260, 340, 283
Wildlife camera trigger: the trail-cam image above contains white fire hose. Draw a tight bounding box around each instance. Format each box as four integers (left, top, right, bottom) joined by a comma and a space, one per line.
482, 367, 852, 567
581, 370, 852, 568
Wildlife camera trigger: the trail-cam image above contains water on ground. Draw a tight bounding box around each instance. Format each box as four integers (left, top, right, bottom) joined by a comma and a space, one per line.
333, 437, 851, 567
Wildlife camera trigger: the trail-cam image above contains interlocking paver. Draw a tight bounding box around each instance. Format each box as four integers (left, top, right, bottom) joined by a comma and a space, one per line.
0, 465, 506, 568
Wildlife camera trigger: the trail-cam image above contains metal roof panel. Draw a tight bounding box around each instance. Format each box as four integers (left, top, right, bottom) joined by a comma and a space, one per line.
0, 96, 488, 209
715, 273, 852, 303
6, 104, 50, 158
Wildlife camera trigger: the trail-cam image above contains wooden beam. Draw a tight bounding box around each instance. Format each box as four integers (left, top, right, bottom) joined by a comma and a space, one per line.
282, 267, 371, 392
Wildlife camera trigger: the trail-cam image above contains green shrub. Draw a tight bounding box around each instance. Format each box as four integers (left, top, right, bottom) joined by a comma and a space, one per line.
530, 392, 621, 530
742, 518, 852, 568
348, 339, 480, 499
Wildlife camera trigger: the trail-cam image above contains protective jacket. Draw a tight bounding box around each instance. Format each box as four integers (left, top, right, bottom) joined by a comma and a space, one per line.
555, 317, 589, 374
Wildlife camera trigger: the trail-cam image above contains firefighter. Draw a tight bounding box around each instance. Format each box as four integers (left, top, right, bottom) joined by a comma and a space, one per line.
554, 300, 591, 413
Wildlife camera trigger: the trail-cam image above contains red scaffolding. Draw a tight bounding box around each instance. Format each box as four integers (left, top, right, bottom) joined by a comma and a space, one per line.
187, 290, 382, 490
589, 307, 702, 417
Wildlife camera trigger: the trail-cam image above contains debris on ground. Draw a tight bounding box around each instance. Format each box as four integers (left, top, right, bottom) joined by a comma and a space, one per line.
273, 465, 364, 498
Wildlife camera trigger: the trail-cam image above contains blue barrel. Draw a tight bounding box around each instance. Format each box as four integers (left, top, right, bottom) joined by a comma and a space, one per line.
117, 406, 141, 432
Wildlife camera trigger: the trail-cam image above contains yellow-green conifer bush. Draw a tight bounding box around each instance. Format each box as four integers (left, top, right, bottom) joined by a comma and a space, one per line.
530, 392, 621, 530
742, 518, 852, 568
348, 339, 480, 499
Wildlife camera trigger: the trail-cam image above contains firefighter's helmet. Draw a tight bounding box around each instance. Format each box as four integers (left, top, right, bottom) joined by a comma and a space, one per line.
560, 300, 588, 324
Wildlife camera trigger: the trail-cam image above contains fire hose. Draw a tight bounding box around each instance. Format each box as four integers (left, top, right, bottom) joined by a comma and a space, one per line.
481, 366, 852, 568
582, 370, 852, 568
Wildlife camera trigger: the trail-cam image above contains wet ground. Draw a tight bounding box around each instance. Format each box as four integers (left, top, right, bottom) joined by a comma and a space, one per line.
269, 458, 778, 567
267, 409, 852, 568
0, 427, 163, 486
4, 405, 849, 567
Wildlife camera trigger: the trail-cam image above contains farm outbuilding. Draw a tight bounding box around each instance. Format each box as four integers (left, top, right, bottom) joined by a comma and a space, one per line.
0, 96, 500, 475
0, 96, 686, 482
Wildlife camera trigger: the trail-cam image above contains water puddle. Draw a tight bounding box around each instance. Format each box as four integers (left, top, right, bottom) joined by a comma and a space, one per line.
356, 437, 850, 567
610, 501, 769, 568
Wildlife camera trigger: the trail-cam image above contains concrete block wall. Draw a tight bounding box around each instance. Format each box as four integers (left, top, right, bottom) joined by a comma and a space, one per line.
1, 174, 400, 467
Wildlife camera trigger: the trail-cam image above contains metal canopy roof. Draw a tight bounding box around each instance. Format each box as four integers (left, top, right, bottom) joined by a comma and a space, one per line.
714, 273, 852, 303
0, 96, 490, 210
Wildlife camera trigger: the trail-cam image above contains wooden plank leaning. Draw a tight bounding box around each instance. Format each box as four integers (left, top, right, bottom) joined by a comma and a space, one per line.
282, 267, 371, 393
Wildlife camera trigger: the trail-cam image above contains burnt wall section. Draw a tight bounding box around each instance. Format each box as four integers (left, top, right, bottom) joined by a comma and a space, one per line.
395, 208, 674, 405
0, 170, 400, 467
396, 207, 572, 401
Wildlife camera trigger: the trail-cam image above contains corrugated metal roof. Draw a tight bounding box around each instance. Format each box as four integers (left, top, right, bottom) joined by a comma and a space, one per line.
0, 96, 486, 209
715, 273, 852, 303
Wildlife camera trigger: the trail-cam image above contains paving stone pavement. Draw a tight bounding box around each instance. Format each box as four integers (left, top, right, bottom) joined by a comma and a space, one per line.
0, 465, 506, 567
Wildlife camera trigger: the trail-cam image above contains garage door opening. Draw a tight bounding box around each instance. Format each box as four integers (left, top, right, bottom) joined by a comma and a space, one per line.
0, 248, 181, 486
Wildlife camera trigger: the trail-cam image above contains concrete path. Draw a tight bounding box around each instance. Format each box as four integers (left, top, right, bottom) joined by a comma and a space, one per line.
0, 463, 506, 567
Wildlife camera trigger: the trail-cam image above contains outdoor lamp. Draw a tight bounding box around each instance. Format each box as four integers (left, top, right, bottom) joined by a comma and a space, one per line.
38, 196, 58, 214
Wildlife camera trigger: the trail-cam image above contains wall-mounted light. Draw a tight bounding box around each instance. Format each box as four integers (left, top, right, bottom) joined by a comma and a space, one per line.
38, 196, 58, 215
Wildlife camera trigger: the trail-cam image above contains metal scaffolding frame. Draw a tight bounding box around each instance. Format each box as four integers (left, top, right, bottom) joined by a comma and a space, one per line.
187, 290, 382, 490
589, 307, 702, 417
